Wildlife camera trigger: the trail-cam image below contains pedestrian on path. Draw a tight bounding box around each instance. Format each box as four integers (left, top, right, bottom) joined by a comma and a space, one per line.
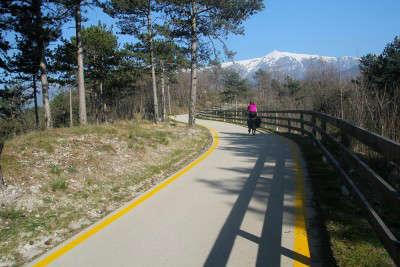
247, 101, 258, 135
247, 101, 257, 119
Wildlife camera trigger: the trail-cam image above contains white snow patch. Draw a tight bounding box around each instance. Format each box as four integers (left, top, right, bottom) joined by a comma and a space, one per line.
221, 50, 360, 80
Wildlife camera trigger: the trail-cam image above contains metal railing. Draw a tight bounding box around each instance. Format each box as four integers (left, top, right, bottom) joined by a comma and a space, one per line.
198, 108, 400, 266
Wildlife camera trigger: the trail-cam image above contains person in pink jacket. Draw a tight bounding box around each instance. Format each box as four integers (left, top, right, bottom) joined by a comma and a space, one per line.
247, 101, 257, 118
247, 101, 258, 135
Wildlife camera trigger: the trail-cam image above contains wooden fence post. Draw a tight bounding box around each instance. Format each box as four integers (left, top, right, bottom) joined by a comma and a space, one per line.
300, 113, 304, 136
321, 120, 327, 145
311, 115, 317, 137
288, 114, 291, 133
341, 130, 351, 148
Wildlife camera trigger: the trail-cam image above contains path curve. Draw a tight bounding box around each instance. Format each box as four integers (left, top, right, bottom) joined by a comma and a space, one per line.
31, 116, 312, 267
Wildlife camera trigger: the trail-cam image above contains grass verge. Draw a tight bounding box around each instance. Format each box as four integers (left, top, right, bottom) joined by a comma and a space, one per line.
0, 120, 211, 266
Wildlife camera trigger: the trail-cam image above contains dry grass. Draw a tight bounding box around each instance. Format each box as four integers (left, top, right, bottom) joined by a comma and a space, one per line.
0, 120, 211, 266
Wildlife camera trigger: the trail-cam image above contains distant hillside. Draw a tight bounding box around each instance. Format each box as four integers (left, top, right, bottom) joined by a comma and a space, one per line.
221, 50, 360, 80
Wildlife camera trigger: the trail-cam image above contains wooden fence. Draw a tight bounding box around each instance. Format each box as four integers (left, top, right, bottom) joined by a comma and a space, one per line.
198, 108, 400, 266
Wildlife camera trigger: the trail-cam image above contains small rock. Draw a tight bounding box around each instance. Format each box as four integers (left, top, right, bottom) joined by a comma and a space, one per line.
30, 185, 41, 194
0, 258, 15, 267
68, 218, 91, 230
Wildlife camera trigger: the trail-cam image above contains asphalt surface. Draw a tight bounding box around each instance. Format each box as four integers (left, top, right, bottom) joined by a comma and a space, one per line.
31, 116, 311, 267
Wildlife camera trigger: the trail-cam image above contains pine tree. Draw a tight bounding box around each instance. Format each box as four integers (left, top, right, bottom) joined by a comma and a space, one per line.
54, 24, 120, 124
104, 0, 162, 122
161, 0, 264, 126
80, 24, 120, 122
56, 0, 92, 125
11, 5, 43, 128
0, 0, 12, 72
75, 0, 87, 125
153, 39, 187, 121
9, 0, 63, 128
360, 36, 400, 95
221, 70, 249, 103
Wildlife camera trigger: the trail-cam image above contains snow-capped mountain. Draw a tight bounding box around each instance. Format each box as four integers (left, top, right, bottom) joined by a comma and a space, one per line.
221, 50, 360, 80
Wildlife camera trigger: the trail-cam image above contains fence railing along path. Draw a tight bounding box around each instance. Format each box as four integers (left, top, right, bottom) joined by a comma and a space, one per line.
198, 108, 400, 266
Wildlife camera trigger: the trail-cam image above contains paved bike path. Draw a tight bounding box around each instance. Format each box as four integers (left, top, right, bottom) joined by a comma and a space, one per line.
31, 116, 312, 267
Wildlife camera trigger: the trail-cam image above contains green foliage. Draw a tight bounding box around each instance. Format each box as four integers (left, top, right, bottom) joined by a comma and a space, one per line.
52, 39, 76, 84
104, 0, 154, 37
220, 70, 249, 102
50, 177, 68, 191
160, 0, 264, 63
81, 24, 120, 81
54, 24, 120, 82
0, 1, 12, 71
283, 75, 302, 96
254, 69, 271, 89
360, 36, 400, 95
50, 88, 79, 127
8, 0, 63, 78
49, 164, 62, 176
0, 208, 25, 220
153, 39, 189, 74
0, 83, 31, 142
103, 0, 160, 68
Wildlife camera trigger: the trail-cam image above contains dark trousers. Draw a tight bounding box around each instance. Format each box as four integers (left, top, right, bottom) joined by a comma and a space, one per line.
248, 112, 257, 119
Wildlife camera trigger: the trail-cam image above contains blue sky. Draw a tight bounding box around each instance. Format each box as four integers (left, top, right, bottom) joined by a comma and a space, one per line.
64, 0, 400, 61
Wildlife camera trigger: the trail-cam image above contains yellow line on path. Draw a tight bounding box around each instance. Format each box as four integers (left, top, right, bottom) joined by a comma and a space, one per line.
33, 128, 219, 267
289, 141, 311, 267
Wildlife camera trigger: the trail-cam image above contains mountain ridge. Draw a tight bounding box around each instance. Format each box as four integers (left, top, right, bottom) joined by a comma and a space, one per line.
221, 50, 360, 80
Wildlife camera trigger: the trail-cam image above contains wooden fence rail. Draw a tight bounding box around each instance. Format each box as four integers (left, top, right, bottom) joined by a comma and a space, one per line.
197, 108, 400, 266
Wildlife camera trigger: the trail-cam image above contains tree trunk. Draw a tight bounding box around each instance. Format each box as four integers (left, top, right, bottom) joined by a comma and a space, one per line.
0, 142, 5, 187
147, 2, 159, 123
100, 81, 106, 123
189, 2, 197, 127
69, 86, 73, 127
75, 1, 87, 125
94, 86, 99, 125
167, 81, 172, 116
235, 97, 238, 119
40, 49, 52, 128
32, 74, 39, 128
32, 0, 50, 128
160, 60, 166, 121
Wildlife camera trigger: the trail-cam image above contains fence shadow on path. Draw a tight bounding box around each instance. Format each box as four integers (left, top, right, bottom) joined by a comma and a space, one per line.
199, 130, 311, 267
